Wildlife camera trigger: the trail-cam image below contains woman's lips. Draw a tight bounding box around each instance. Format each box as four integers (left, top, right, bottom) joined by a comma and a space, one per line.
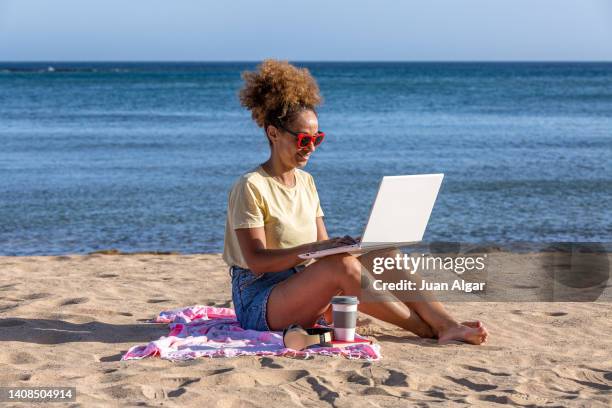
297, 151, 311, 161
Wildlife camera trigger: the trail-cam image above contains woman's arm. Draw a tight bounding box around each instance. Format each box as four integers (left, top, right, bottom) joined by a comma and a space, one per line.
316, 216, 329, 241
235, 217, 348, 275
235, 227, 311, 275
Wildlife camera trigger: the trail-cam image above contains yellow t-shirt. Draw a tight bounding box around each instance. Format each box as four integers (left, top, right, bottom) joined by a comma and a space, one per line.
223, 166, 324, 269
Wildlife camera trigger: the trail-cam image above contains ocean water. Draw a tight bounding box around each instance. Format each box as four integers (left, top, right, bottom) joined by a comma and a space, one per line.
0, 62, 611, 256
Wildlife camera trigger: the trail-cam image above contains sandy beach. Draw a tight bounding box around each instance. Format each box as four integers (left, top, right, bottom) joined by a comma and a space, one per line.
1, 252, 611, 407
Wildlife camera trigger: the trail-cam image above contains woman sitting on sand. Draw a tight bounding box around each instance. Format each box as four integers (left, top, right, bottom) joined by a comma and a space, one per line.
223, 60, 488, 344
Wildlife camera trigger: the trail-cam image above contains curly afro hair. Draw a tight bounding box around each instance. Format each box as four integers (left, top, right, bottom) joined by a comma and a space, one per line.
239, 59, 322, 129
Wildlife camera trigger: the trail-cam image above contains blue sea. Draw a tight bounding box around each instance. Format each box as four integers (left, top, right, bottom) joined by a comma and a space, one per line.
1, 62, 611, 255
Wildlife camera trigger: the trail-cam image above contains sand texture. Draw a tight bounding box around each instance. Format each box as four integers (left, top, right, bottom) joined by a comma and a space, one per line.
0, 253, 611, 407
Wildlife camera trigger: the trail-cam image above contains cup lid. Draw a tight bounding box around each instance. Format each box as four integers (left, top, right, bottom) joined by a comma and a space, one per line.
331, 296, 359, 305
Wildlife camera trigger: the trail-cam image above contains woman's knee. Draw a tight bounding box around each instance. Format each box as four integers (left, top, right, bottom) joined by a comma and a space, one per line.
327, 253, 362, 284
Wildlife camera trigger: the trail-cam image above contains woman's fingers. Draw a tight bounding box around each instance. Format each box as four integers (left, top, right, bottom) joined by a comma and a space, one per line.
311, 236, 357, 252
341, 235, 358, 244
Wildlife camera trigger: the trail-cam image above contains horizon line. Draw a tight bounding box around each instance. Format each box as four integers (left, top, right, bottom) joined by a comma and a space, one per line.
2, 59, 612, 64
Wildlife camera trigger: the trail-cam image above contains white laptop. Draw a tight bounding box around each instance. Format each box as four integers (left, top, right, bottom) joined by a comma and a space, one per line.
299, 174, 444, 259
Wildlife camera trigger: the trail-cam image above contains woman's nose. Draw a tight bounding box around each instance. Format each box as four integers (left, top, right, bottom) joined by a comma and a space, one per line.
305, 142, 316, 153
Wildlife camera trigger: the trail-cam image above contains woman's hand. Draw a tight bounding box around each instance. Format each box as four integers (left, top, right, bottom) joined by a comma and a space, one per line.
303, 235, 358, 253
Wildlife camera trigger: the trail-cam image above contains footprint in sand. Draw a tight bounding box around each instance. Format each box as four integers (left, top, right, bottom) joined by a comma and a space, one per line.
445, 375, 498, 392
208, 368, 306, 388
147, 299, 170, 304
162, 377, 201, 388
426, 387, 449, 400
463, 365, 511, 377
3, 296, 24, 302
0, 372, 33, 383
265, 370, 310, 385
571, 378, 612, 392
140, 385, 168, 400
345, 370, 372, 386
382, 369, 409, 387
167, 388, 186, 398
103, 384, 142, 400
260, 357, 283, 369
23, 292, 51, 300
305, 376, 340, 406
198, 369, 257, 387
141, 379, 198, 400
99, 353, 124, 363
0, 304, 19, 312
478, 394, 511, 405
206, 368, 234, 376
11, 352, 38, 365
361, 366, 409, 388
512, 310, 568, 318
361, 387, 396, 397
60, 297, 89, 306
99, 371, 130, 383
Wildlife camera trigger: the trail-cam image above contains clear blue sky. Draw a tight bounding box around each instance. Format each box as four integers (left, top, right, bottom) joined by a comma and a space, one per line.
1, 0, 611, 61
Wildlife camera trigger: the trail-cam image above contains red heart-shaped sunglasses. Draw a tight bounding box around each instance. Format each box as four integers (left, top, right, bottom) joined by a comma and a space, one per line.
278, 124, 325, 149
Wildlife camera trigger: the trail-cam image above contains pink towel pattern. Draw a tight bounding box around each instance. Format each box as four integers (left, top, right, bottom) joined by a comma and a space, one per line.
122, 305, 381, 361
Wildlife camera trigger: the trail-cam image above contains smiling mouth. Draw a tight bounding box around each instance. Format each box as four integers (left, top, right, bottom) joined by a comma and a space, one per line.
297, 151, 311, 160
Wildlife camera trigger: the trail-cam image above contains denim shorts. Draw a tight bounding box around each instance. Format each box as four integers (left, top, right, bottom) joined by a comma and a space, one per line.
230, 265, 305, 331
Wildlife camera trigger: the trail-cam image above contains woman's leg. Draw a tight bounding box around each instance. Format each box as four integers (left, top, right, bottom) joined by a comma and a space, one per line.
358, 248, 489, 344
266, 253, 434, 338
268, 251, 488, 344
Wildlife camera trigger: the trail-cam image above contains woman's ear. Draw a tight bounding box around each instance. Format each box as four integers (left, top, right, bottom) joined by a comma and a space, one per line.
266, 125, 278, 145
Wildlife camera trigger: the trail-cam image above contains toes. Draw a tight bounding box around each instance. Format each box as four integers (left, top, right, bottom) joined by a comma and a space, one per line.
466, 326, 487, 345
462, 321, 489, 338
461, 321, 483, 328
468, 324, 486, 336
437, 320, 491, 346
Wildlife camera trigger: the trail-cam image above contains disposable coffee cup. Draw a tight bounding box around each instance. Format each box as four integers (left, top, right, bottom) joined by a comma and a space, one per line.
331, 296, 359, 341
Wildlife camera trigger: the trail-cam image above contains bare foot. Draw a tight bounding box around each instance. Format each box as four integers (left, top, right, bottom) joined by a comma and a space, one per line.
408, 312, 436, 339
437, 321, 488, 345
